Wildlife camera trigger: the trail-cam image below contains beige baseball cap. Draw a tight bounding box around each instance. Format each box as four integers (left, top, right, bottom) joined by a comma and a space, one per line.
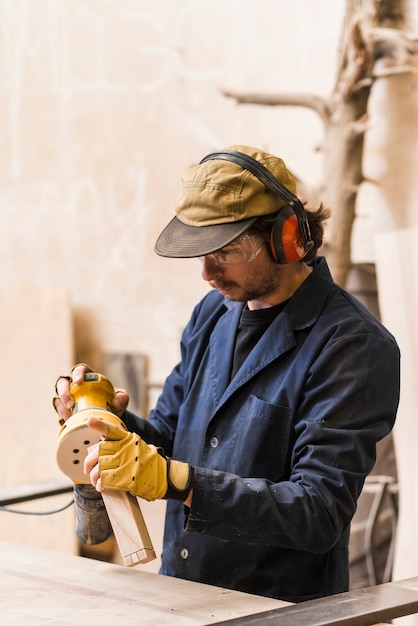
154, 144, 297, 258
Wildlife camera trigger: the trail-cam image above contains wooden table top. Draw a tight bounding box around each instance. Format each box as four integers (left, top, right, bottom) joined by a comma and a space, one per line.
0, 541, 288, 625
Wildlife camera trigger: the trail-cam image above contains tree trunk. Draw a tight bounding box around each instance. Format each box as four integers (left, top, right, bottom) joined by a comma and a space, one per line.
224, 0, 416, 286
323, 0, 412, 284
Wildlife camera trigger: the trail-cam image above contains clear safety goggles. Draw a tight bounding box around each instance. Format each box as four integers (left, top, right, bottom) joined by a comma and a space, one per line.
199, 234, 265, 267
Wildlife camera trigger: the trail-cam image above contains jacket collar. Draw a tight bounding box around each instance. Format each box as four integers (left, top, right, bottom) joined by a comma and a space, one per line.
212, 257, 335, 409
286, 256, 334, 329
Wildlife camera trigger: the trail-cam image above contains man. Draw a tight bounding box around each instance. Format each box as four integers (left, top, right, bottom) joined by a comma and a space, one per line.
54, 145, 400, 602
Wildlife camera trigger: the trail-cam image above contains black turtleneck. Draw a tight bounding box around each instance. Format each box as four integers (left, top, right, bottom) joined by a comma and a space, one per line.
231, 300, 289, 379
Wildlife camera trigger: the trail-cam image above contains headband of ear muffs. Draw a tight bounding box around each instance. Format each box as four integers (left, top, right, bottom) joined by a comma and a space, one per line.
200, 150, 314, 264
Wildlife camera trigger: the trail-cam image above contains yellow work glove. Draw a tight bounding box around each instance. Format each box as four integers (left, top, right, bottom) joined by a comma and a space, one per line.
98, 422, 193, 502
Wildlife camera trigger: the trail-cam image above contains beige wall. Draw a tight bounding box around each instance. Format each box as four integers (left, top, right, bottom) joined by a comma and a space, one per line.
2, 0, 416, 386
1, 0, 418, 586
0, 0, 348, 386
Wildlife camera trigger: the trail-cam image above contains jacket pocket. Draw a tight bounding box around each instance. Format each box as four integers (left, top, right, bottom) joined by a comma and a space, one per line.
224, 395, 293, 482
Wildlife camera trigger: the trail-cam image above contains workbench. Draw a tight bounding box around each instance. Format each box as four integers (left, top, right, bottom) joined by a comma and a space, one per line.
3, 540, 418, 625
0, 541, 288, 625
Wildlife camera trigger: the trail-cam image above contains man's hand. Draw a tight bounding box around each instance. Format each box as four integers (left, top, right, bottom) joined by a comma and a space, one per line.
85, 417, 193, 503
53, 363, 129, 423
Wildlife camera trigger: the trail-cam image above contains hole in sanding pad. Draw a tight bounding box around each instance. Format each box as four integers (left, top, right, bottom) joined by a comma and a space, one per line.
57, 425, 102, 483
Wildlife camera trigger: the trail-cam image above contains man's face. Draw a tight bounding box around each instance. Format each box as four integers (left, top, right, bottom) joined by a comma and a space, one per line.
198, 233, 286, 305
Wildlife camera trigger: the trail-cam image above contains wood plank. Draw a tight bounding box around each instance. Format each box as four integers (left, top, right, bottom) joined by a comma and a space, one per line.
210, 581, 418, 626
0, 541, 288, 625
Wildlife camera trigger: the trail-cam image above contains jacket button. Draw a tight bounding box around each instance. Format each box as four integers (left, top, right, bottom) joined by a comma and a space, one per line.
180, 548, 189, 560
209, 436, 219, 448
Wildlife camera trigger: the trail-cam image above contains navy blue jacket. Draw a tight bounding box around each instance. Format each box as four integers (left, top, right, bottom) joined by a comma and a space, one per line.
124, 257, 400, 602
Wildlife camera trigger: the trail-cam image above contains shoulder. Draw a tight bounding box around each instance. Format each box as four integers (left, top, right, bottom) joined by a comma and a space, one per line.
190, 289, 232, 322
315, 258, 399, 349
183, 289, 229, 337
296, 257, 399, 350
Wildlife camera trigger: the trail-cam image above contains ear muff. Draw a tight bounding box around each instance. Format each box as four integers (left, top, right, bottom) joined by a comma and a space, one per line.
200, 149, 314, 264
270, 205, 307, 264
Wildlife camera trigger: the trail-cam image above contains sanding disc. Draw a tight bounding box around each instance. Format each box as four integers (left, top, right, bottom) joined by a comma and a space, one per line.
57, 422, 102, 483
57, 408, 123, 483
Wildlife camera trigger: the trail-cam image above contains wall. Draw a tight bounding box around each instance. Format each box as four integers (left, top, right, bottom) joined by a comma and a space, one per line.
0, 0, 347, 385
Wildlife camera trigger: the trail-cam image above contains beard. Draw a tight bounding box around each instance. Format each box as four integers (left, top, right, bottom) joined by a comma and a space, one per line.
210, 263, 283, 303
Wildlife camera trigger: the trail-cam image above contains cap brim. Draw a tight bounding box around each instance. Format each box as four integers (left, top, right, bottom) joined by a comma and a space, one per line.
154, 215, 258, 258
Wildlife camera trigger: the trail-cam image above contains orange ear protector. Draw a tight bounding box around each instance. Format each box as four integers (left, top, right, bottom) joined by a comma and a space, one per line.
200, 150, 314, 264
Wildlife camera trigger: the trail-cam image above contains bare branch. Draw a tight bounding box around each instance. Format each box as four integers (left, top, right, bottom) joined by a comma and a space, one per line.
222, 89, 332, 128
347, 114, 369, 140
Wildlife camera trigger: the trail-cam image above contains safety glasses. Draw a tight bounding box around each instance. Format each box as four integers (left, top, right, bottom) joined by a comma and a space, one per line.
199, 234, 265, 267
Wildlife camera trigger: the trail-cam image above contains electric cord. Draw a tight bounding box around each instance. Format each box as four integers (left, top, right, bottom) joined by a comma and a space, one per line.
0, 497, 75, 516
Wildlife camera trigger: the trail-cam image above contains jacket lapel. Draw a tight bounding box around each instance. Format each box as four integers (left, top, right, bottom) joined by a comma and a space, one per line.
207, 257, 334, 414
215, 310, 297, 410
208, 301, 242, 406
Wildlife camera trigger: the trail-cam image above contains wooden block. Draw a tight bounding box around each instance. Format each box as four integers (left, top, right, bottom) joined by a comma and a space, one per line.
102, 490, 156, 565
100, 353, 165, 574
